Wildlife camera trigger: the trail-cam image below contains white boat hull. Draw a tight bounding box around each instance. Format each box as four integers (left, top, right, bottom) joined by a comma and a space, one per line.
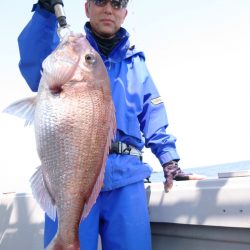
1, 176, 250, 249
147, 176, 250, 250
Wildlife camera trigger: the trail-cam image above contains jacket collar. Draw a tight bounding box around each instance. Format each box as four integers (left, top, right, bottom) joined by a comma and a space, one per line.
84, 22, 131, 62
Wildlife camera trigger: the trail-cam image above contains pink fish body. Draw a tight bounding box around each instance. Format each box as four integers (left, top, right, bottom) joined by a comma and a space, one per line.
4, 33, 116, 249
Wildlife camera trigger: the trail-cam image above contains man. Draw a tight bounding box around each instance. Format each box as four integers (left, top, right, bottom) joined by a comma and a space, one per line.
18, 0, 204, 249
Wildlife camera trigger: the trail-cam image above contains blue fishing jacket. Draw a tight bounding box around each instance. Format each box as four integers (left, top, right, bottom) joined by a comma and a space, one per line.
18, 4, 180, 191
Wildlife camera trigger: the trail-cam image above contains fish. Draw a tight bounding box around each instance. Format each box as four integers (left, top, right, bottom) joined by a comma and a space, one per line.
3, 32, 116, 249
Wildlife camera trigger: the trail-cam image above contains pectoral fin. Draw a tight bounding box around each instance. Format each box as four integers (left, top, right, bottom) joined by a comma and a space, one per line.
2, 96, 36, 126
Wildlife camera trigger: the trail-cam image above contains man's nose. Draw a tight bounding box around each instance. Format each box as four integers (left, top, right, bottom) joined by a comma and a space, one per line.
103, 1, 113, 13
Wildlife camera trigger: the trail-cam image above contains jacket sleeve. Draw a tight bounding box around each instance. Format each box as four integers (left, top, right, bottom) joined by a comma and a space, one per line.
138, 62, 180, 165
18, 4, 60, 92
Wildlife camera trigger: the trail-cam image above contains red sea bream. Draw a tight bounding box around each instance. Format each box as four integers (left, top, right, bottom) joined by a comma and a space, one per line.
4, 32, 116, 249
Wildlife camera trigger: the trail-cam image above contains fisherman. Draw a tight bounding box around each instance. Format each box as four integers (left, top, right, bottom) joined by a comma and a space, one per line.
18, 0, 204, 249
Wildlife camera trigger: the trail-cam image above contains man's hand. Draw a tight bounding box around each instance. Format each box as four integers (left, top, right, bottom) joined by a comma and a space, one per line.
163, 161, 206, 192
38, 0, 64, 13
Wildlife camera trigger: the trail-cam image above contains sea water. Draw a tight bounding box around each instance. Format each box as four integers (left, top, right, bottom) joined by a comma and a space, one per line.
149, 160, 250, 182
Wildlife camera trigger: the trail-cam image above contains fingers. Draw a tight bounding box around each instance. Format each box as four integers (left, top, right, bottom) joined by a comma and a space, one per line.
188, 174, 206, 180
164, 174, 206, 193
174, 173, 206, 181
164, 178, 173, 193
174, 175, 189, 181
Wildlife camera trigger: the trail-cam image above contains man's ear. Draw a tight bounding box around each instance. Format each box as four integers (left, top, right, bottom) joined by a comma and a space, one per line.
122, 9, 128, 23
124, 9, 128, 18
85, 1, 90, 18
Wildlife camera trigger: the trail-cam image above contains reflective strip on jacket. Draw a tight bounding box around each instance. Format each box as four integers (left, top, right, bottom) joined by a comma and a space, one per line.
18, 4, 180, 191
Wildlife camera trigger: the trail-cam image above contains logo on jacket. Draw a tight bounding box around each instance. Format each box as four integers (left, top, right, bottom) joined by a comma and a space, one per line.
151, 97, 163, 105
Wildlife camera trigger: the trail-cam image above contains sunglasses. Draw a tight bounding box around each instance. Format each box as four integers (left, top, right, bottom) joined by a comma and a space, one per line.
91, 0, 128, 9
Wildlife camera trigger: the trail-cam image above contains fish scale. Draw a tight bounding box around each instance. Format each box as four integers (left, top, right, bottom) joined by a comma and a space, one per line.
3, 32, 116, 249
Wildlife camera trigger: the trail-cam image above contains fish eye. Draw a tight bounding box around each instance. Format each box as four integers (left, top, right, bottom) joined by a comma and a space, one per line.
85, 53, 96, 65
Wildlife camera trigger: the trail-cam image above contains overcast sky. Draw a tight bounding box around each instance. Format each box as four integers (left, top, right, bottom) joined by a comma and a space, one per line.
1, 0, 250, 192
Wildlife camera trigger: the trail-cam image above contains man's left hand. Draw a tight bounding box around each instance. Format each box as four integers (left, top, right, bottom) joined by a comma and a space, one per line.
163, 161, 206, 192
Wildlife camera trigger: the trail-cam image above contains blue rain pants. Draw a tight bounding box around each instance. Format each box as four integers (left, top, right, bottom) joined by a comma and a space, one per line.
44, 181, 152, 250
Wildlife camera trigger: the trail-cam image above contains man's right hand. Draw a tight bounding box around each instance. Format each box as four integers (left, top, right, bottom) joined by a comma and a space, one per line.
38, 0, 64, 13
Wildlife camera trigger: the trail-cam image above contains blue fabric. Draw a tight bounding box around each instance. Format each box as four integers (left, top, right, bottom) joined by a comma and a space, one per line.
18, 5, 180, 249
18, 4, 59, 92
44, 181, 152, 250
18, 6, 180, 191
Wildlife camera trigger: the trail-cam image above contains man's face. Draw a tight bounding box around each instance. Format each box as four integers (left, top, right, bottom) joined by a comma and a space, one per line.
85, 0, 128, 38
